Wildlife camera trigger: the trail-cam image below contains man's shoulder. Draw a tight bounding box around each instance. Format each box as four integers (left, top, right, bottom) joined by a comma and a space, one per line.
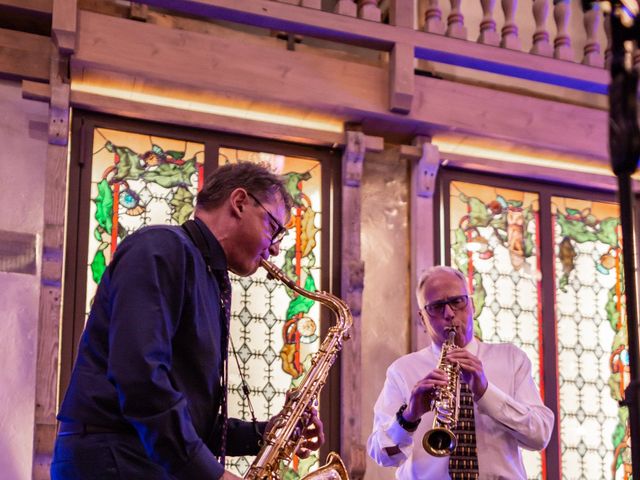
122, 224, 189, 245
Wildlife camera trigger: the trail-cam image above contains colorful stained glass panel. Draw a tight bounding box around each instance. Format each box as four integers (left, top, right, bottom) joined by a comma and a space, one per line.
220, 148, 323, 477
449, 180, 543, 479
86, 128, 204, 317
553, 197, 628, 479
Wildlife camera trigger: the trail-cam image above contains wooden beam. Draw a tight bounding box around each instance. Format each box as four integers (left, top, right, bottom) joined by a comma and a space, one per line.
69, 89, 344, 147
0, 28, 50, 81
73, 11, 608, 159
52, 0, 77, 53
22, 79, 51, 102
139, 0, 609, 93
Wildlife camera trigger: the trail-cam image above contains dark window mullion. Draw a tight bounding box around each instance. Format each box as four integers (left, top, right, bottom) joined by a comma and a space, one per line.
538, 190, 561, 480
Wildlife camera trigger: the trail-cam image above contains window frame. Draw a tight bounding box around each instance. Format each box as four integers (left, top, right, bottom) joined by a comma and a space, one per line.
436, 166, 620, 480
61, 110, 342, 460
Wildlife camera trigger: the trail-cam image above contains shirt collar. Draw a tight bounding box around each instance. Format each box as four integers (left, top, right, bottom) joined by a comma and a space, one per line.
193, 217, 228, 272
430, 336, 479, 357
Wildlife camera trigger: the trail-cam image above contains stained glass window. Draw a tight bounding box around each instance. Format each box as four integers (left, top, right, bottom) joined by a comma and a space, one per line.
86, 128, 204, 316
552, 197, 627, 479
443, 174, 631, 480
220, 148, 323, 477
448, 180, 544, 479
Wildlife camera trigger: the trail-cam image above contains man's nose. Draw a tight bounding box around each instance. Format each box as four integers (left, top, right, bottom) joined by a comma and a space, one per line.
268, 241, 281, 257
443, 302, 456, 318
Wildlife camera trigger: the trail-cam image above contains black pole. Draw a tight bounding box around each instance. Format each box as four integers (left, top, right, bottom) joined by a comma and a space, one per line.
608, 1, 640, 477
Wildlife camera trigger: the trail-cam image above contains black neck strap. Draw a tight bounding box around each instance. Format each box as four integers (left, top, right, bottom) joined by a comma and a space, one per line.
182, 219, 213, 272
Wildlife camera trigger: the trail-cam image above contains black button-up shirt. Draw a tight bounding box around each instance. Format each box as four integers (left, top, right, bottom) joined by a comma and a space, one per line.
58, 218, 265, 478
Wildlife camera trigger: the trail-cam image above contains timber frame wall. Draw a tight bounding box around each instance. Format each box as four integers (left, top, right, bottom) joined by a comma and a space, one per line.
0, 0, 624, 478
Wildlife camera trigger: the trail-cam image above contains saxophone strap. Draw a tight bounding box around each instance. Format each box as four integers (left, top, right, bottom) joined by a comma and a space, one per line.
448, 382, 479, 479
182, 219, 232, 463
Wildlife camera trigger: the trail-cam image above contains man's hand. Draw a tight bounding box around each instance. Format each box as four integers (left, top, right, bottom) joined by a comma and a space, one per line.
295, 406, 325, 458
446, 348, 488, 400
265, 405, 325, 459
404, 369, 448, 422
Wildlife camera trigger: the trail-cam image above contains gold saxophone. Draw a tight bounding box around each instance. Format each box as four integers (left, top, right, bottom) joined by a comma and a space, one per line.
422, 327, 461, 457
244, 259, 351, 480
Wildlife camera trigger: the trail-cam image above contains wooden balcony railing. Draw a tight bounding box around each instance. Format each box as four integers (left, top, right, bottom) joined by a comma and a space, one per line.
142, 0, 611, 94
274, 0, 609, 67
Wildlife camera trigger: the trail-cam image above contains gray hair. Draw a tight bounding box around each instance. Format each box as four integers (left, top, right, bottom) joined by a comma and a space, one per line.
415, 265, 467, 309
196, 161, 293, 212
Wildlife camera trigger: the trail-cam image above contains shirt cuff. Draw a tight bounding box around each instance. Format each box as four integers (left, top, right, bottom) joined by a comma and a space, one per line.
385, 417, 416, 447
173, 443, 225, 480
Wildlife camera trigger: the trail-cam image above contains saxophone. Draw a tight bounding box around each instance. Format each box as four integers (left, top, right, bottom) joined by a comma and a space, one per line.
244, 259, 351, 480
422, 327, 461, 457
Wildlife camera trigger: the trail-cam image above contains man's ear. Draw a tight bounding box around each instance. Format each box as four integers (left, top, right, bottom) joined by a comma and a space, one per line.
229, 188, 249, 218
418, 309, 429, 333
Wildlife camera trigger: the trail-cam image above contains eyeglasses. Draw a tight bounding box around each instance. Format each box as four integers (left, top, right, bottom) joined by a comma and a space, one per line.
424, 295, 469, 317
247, 192, 288, 245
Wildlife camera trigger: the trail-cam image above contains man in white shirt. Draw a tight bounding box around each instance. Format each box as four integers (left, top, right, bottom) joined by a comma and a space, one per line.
367, 266, 554, 479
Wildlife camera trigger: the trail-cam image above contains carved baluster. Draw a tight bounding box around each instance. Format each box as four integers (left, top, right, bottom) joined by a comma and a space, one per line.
359, 0, 381, 21
334, 0, 357, 16
553, 0, 573, 60
446, 0, 467, 39
530, 0, 552, 56
582, 1, 604, 66
500, 0, 521, 49
478, 0, 500, 45
424, 0, 445, 34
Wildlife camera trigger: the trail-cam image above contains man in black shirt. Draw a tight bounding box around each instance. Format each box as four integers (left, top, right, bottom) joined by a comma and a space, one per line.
51, 162, 323, 479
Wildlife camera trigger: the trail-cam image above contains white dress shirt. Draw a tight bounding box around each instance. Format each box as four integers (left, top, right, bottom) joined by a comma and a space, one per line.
367, 338, 554, 480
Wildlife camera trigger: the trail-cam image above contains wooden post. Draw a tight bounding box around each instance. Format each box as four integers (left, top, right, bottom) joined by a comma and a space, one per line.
405, 137, 440, 352
389, 42, 414, 114
32, 1, 74, 476
51, 0, 77, 54
31, 43, 70, 479
389, 0, 415, 28
340, 128, 367, 480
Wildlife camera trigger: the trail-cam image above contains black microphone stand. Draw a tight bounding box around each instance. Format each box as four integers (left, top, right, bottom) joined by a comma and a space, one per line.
608, 0, 640, 475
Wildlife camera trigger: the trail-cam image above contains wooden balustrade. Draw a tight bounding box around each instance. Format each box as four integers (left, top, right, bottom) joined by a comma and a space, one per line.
273, 0, 610, 72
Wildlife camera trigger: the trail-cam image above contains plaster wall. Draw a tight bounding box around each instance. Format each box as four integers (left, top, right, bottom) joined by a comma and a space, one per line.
360, 152, 411, 479
0, 79, 48, 480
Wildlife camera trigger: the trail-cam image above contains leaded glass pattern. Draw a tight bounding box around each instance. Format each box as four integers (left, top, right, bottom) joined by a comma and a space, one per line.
553, 197, 629, 479
449, 181, 543, 479
86, 128, 204, 316
220, 148, 323, 478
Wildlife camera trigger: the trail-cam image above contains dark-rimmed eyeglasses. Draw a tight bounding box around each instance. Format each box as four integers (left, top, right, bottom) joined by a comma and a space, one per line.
247, 192, 288, 245
425, 295, 469, 317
